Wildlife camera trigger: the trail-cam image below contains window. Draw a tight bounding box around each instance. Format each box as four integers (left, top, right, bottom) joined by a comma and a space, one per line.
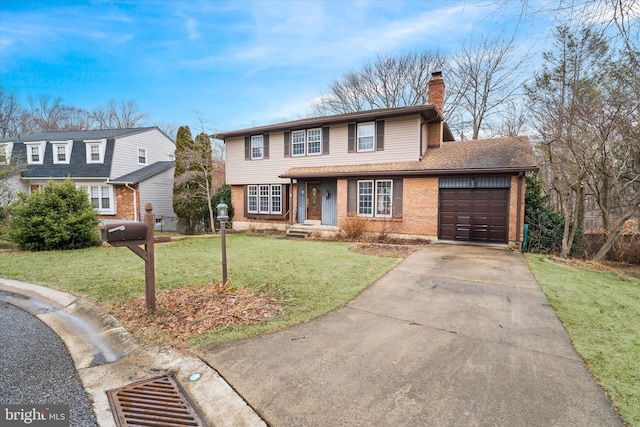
80, 184, 114, 213
357, 122, 375, 152
25, 142, 46, 164
292, 131, 305, 156
86, 140, 106, 163
138, 148, 147, 165
247, 184, 283, 215
247, 185, 258, 213
0, 144, 7, 164
357, 179, 392, 217
307, 128, 321, 155
56, 146, 66, 162
52, 140, 72, 164
168, 153, 175, 161
251, 136, 263, 159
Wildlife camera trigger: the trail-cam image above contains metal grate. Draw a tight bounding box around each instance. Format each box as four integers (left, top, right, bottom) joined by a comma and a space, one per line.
107, 375, 206, 427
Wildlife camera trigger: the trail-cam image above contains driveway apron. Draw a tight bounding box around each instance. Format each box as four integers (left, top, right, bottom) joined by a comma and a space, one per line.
200, 244, 621, 426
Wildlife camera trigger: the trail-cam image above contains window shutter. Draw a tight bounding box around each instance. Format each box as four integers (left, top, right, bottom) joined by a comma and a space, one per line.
322, 127, 330, 155
244, 137, 251, 160
376, 120, 385, 151
347, 179, 357, 214
392, 178, 403, 218
348, 124, 356, 153
284, 132, 291, 157
263, 134, 270, 159
244, 185, 248, 216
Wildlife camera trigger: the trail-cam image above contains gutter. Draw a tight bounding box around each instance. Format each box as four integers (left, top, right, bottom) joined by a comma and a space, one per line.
280, 166, 539, 180
125, 182, 138, 222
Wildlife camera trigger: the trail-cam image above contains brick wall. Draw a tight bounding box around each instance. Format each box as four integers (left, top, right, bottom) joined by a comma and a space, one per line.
100, 184, 139, 221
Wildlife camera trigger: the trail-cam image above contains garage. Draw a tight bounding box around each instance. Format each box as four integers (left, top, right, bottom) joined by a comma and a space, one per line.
438, 177, 510, 243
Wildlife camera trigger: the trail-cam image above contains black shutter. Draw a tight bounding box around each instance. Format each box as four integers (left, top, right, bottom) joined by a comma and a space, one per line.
284, 131, 291, 157
376, 120, 385, 151
392, 178, 403, 218
244, 137, 251, 160
347, 179, 357, 214
348, 123, 356, 153
263, 134, 269, 159
322, 127, 330, 155
243, 185, 248, 217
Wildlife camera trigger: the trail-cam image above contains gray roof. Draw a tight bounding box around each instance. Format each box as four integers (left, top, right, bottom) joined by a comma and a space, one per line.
110, 161, 175, 184
211, 105, 455, 142
3, 127, 160, 142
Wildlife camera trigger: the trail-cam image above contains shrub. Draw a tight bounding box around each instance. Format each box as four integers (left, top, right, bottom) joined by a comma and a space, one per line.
524, 172, 566, 253
339, 214, 368, 240
7, 179, 102, 251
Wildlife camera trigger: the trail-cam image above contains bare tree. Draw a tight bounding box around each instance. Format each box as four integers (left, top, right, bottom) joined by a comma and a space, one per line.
446, 35, 529, 140
27, 95, 90, 132
90, 99, 149, 129
0, 87, 23, 138
311, 51, 448, 116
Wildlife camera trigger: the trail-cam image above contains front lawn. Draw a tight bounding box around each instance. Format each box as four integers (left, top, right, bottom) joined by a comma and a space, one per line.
0, 234, 400, 347
526, 254, 640, 426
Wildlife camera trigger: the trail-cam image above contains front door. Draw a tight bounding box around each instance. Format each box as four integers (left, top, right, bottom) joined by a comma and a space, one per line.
307, 181, 322, 221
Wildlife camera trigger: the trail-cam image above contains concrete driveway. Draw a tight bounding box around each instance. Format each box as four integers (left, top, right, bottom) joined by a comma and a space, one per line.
199, 244, 621, 426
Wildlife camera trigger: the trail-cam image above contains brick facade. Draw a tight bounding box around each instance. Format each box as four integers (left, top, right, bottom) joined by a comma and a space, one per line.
107, 184, 139, 221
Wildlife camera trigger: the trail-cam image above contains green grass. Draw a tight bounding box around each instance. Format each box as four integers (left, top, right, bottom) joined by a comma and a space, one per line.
526, 254, 640, 426
0, 234, 398, 346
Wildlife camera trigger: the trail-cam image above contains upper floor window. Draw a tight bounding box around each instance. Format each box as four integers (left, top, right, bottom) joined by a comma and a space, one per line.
138, 148, 147, 165
168, 153, 175, 161
52, 140, 72, 164
357, 122, 375, 152
25, 141, 45, 165
307, 128, 321, 155
292, 131, 305, 156
86, 139, 106, 163
251, 136, 263, 159
0, 143, 9, 164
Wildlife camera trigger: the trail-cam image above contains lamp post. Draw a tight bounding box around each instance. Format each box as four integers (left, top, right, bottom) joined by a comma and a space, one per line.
217, 202, 229, 285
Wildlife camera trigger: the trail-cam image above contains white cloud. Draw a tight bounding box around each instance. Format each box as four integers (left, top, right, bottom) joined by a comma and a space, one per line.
186, 18, 201, 40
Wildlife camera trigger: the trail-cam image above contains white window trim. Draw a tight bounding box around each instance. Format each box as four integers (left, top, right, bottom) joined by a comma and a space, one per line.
291, 130, 306, 157
307, 128, 322, 156
77, 183, 115, 214
258, 184, 270, 214
251, 135, 264, 160
51, 140, 73, 164
24, 141, 46, 165
358, 179, 392, 218
168, 152, 175, 161
247, 185, 258, 214
357, 180, 374, 217
247, 184, 283, 215
270, 184, 282, 214
357, 122, 375, 152
138, 147, 148, 165
0, 142, 13, 164
86, 139, 107, 164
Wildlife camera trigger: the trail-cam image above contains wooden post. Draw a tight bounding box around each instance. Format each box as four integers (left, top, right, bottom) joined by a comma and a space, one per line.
144, 203, 156, 313
220, 220, 228, 285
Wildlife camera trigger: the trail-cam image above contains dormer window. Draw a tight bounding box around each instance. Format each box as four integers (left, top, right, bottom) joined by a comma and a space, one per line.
86, 139, 106, 163
24, 141, 46, 165
138, 148, 147, 165
52, 140, 72, 164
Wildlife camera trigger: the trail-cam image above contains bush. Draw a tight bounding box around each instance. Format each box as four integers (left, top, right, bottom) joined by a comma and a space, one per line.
524, 172, 566, 253
7, 179, 102, 251
339, 214, 368, 240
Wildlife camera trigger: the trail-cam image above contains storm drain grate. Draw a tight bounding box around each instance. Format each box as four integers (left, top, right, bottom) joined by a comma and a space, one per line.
107, 375, 206, 427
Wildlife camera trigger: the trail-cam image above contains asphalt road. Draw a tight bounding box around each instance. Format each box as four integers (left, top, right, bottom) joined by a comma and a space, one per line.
0, 301, 97, 426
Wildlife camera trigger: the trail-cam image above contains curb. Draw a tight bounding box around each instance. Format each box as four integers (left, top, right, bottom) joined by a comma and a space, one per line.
0, 278, 265, 427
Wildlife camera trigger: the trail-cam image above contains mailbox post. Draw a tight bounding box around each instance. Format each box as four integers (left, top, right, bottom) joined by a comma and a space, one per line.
100, 203, 156, 313
217, 202, 229, 285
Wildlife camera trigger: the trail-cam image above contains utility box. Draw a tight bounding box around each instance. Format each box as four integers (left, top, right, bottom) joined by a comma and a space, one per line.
101, 222, 147, 243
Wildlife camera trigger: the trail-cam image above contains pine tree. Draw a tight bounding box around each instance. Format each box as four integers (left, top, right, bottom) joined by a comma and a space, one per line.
173, 126, 204, 234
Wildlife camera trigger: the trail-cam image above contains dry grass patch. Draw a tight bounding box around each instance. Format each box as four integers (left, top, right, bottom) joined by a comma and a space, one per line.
349, 243, 420, 258
106, 283, 283, 348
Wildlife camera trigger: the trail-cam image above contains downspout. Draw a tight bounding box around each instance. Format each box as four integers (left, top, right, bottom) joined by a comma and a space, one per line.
125, 182, 138, 222
516, 172, 523, 248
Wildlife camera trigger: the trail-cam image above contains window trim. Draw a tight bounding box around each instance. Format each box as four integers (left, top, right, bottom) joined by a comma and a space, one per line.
357, 122, 375, 152
375, 179, 393, 218
0, 142, 12, 164
138, 147, 148, 165
291, 130, 306, 157
86, 139, 107, 164
357, 179, 393, 218
24, 141, 46, 165
77, 183, 115, 214
246, 184, 286, 218
251, 135, 264, 159
51, 140, 73, 164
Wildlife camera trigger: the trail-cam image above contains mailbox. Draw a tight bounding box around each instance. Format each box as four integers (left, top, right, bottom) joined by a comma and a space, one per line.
101, 222, 147, 242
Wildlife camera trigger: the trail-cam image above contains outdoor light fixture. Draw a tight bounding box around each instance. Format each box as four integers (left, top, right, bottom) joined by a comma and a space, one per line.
325, 191, 330, 200
217, 202, 229, 284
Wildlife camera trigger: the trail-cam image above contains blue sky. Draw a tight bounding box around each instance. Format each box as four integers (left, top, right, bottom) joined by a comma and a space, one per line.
0, 1, 552, 135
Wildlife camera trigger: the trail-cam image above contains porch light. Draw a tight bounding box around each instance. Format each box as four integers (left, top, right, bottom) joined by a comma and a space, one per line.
216, 202, 229, 284
217, 202, 229, 223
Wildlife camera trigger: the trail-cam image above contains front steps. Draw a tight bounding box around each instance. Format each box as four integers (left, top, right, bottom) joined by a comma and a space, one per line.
285, 222, 340, 239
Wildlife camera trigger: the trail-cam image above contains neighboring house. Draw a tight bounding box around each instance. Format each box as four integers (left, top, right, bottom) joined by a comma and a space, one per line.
213, 73, 538, 247
0, 127, 178, 231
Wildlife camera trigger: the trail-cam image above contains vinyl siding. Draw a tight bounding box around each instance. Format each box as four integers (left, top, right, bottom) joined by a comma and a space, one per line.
110, 128, 175, 179
138, 167, 177, 220
226, 115, 423, 185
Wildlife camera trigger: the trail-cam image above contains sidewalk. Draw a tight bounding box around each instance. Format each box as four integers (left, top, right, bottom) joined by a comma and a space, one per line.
0, 277, 264, 427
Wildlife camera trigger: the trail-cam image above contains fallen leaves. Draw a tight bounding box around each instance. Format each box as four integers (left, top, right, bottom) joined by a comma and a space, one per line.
105, 283, 283, 348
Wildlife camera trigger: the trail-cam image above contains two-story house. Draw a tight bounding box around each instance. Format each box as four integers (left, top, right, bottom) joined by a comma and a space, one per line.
212, 73, 538, 247
0, 127, 178, 231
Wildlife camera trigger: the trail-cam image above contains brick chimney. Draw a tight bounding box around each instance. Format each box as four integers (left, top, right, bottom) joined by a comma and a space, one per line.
426, 71, 445, 149
428, 71, 445, 114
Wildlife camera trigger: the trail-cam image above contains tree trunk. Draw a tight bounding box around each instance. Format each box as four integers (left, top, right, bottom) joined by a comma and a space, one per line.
593, 210, 635, 261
